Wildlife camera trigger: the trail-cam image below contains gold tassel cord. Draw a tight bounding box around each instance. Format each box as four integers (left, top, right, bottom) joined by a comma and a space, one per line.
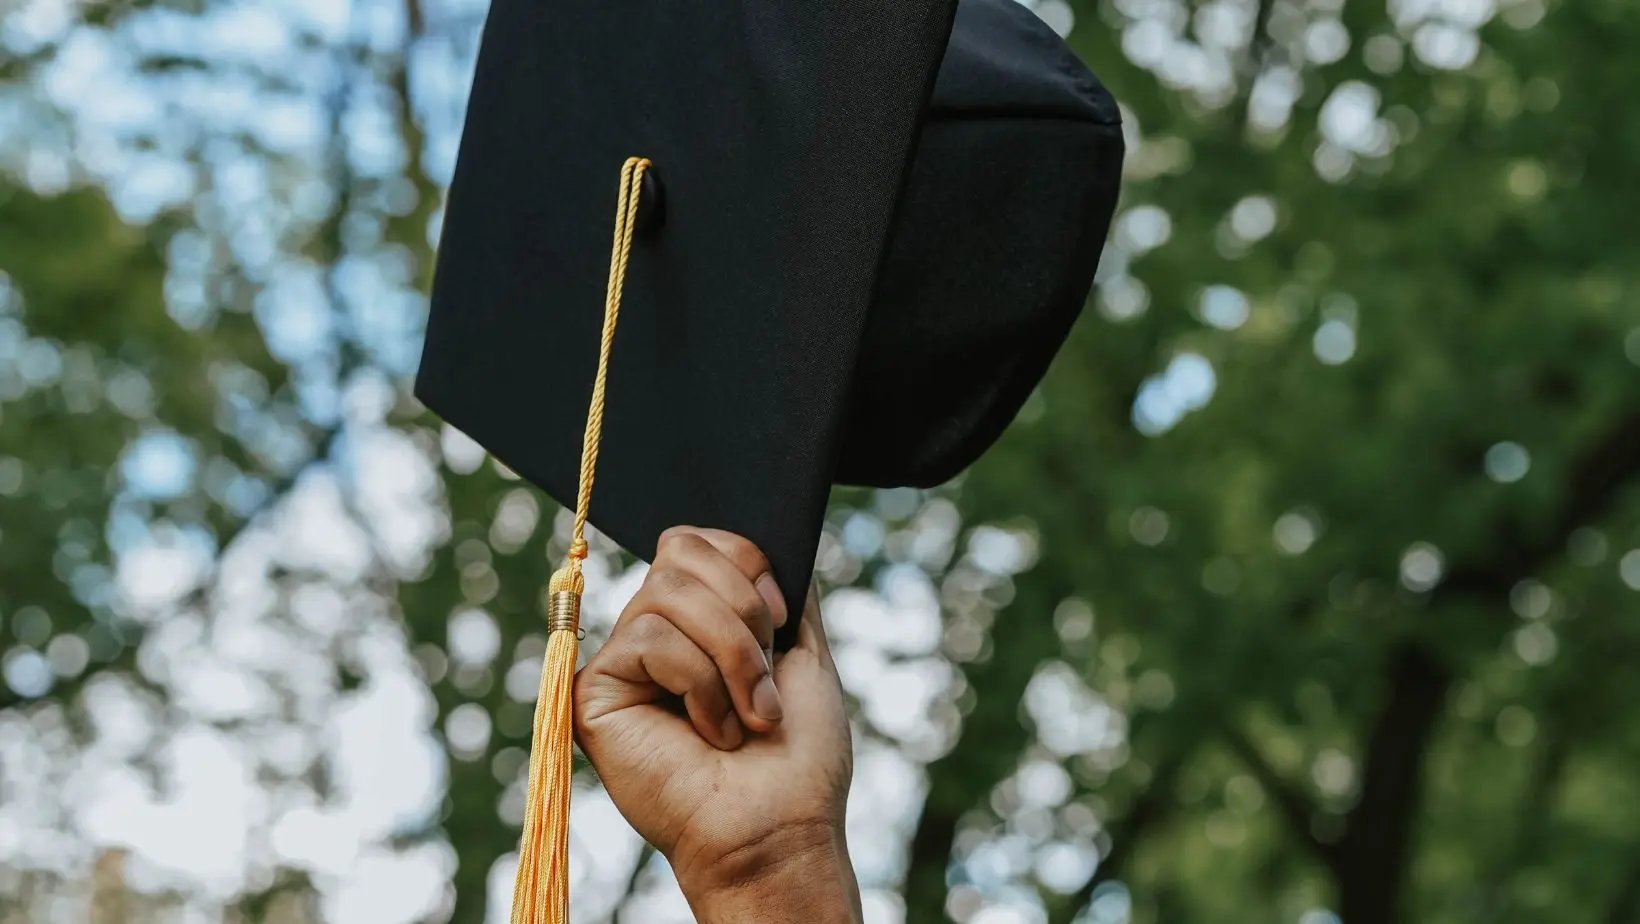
511, 156, 652, 924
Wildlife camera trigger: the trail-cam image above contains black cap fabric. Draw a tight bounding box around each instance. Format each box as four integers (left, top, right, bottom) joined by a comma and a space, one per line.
417, 0, 1123, 646
840, 0, 1123, 487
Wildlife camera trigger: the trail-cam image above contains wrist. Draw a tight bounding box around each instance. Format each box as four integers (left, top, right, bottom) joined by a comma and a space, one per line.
676, 821, 861, 924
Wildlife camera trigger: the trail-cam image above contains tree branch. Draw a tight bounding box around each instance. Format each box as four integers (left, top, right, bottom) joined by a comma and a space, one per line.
1444, 407, 1640, 600
1333, 404, 1640, 921
1333, 641, 1451, 923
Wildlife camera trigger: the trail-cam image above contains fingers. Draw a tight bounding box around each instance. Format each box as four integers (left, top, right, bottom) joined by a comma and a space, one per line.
659, 526, 789, 631
622, 529, 785, 733
655, 528, 779, 653
578, 611, 743, 750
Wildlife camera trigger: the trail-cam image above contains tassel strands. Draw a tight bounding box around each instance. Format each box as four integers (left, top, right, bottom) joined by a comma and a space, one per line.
510, 156, 652, 924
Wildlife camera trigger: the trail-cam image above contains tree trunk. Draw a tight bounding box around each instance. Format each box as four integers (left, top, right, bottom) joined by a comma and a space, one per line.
1334, 644, 1451, 924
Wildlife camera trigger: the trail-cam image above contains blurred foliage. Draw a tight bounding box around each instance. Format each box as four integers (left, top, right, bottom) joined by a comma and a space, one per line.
2, 0, 1639, 922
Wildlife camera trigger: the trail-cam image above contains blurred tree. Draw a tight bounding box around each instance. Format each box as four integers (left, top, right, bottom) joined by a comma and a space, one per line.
3, 0, 1639, 923
899, 1, 1640, 922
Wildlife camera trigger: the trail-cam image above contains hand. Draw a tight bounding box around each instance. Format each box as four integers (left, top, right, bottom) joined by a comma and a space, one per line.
574, 526, 859, 923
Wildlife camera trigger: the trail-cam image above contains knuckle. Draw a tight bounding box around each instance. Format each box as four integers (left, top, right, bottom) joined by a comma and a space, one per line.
678, 533, 715, 557
711, 531, 767, 574
719, 635, 765, 682
648, 565, 696, 600
735, 539, 772, 575
657, 528, 708, 560
626, 610, 671, 644
571, 690, 595, 735
729, 589, 768, 625
571, 669, 610, 738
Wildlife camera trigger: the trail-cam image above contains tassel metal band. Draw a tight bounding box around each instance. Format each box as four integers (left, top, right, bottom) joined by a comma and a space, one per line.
546, 591, 581, 635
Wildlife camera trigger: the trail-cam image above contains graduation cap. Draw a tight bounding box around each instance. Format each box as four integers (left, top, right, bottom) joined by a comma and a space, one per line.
416, 0, 1121, 916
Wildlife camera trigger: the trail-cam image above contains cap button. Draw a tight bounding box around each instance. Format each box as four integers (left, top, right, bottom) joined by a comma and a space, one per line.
635, 169, 665, 237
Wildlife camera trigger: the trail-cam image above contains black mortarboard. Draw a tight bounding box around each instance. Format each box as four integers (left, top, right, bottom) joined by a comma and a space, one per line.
417, 0, 1123, 648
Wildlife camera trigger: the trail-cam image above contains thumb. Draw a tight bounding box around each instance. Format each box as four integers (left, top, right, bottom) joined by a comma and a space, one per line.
772, 585, 846, 733
789, 583, 835, 669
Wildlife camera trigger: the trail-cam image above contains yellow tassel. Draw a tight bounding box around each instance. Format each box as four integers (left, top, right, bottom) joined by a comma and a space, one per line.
510, 157, 650, 923
510, 576, 579, 924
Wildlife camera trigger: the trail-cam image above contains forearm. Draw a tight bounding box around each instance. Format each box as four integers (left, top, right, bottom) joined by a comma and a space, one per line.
678, 827, 863, 924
